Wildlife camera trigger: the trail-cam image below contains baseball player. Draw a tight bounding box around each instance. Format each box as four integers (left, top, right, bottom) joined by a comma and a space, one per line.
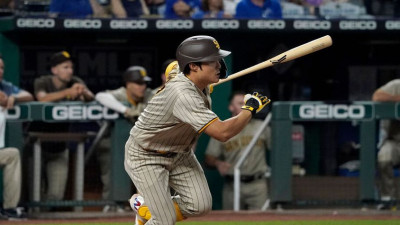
205, 91, 270, 210
373, 79, 400, 210
124, 35, 271, 225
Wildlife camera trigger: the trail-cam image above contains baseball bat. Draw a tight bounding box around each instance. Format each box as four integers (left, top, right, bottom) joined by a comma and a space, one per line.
213, 35, 332, 87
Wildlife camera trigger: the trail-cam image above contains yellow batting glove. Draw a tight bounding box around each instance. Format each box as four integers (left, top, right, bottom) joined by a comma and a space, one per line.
241, 92, 271, 115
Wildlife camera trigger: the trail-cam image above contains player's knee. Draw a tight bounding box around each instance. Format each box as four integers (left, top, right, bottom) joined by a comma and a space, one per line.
7, 148, 20, 162
191, 193, 212, 216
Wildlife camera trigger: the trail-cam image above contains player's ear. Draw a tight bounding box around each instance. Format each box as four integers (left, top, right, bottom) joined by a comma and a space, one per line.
189, 63, 198, 72
228, 102, 234, 113
51, 66, 57, 75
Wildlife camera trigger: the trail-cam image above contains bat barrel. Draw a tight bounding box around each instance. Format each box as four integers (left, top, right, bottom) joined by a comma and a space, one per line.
213, 35, 332, 87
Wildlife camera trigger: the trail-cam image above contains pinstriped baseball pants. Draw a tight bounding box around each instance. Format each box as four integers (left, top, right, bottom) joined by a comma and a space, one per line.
124, 136, 212, 225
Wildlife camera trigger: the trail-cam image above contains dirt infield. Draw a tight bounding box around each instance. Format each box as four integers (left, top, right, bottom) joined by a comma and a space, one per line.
2, 209, 400, 224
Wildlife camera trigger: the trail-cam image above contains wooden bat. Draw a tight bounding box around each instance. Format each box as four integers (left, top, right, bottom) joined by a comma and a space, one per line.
212, 35, 333, 87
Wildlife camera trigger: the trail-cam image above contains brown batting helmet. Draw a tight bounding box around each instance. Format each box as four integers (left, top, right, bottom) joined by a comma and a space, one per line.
123, 66, 152, 84
176, 35, 231, 78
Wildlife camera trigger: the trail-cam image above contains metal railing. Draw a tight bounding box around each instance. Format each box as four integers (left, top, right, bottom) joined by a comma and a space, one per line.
233, 113, 271, 211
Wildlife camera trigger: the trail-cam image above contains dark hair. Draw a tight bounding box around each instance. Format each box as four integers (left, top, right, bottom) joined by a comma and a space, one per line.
0, 53, 3, 59
201, 0, 223, 11
183, 62, 202, 75
229, 90, 246, 102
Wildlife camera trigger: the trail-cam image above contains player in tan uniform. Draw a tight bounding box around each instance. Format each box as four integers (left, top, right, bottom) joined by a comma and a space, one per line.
124, 35, 271, 225
205, 91, 270, 210
96, 66, 154, 123
373, 79, 400, 210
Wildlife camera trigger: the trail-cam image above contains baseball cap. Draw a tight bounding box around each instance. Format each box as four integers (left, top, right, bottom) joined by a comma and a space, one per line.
123, 66, 152, 84
50, 51, 73, 67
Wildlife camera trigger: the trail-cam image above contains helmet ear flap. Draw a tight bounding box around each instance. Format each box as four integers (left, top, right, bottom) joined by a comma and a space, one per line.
219, 59, 228, 79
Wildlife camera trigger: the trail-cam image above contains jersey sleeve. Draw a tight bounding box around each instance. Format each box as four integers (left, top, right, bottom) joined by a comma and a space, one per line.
173, 91, 218, 133
380, 79, 400, 96
107, 87, 128, 102
33, 77, 46, 95
205, 137, 223, 157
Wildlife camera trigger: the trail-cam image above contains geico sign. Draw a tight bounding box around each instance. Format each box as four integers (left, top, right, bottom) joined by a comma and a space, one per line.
17, 18, 55, 28
156, 20, 193, 29
339, 20, 376, 30
64, 19, 102, 29
110, 20, 148, 29
299, 104, 365, 119
247, 20, 285, 29
385, 20, 400, 30
52, 105, 119, 120
202, 20, 239, 29
293, 20, 331, 30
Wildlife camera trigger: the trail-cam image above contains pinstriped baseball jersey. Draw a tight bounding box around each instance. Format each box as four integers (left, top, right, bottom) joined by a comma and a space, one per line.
130, 72, 218, 152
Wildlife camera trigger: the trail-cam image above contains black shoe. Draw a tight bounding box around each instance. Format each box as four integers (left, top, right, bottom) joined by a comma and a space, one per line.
377, 202, 396, 211
0, 208, 27, 220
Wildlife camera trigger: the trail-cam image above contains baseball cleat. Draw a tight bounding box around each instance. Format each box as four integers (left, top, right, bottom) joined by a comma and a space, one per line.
129, 194, 149, 225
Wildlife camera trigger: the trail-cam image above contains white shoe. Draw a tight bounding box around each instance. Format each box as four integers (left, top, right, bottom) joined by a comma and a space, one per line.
129, 194, 147, 225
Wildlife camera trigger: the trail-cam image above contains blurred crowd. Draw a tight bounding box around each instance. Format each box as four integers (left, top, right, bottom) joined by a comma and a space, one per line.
0, 0, 399, 19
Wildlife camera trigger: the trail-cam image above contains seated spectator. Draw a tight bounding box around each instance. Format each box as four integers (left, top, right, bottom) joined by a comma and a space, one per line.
99, 0, 151, 18
146, 0, 167, 16
223, 0, 240, 16
0, 54, 33, 220
164, 0, 201, 18
30, 51, 94, 203
234, 0, 282, 18
49, 0, 130, 18
97, 0, 128, 18
121, 0, 150, 17
192, 0, 232, 18
49, 0, 94, 17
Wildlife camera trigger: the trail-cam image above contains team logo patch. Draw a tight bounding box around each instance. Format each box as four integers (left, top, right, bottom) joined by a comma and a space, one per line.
62, 51, 71, 58
213, 40, 220, 49
134, 197, 142, 210
270, 55, 286, 64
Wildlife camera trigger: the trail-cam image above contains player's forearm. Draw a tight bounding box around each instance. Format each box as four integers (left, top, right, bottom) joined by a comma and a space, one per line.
36, 90, 69, 102
95, 92, 127, 113
372, 90, 400, 102
222, 110, 252, 138
205, 110, 252, 142
14, 90, 34, 102
82, 89, 95, 102
110, 0, 127, 18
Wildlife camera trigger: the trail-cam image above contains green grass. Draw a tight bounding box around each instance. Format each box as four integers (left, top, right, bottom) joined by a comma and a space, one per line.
35, 221, 400, 225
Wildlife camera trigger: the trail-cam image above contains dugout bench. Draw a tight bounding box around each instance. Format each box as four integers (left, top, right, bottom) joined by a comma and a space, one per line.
3, 101, 132, 209
270, 101, 397, 203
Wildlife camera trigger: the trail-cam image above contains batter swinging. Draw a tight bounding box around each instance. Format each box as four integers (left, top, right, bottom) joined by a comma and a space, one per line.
124, 35, 271, 225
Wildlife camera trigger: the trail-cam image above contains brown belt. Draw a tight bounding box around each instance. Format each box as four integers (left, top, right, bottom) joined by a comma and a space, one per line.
146, 149, 177, 158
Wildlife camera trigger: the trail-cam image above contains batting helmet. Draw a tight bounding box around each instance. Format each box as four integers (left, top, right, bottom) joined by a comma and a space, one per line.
176, 35, 231, 78
123, 66, 152, 84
